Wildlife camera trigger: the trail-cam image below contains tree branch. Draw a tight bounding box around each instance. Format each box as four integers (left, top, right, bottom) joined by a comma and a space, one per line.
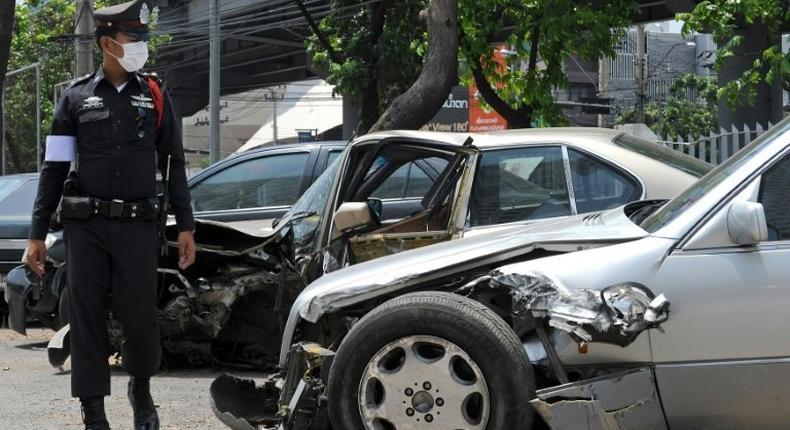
292, 0, 343, 64
368, 0, 393, 47
471, 58, 533, 128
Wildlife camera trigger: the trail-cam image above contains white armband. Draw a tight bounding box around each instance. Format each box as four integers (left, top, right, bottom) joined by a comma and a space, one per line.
45, 135, 76, 162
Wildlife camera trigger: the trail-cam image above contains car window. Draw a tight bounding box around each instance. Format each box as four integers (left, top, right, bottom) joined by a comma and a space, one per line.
0, 179, 37, 215
641, 121, 790, 233
0, 177, 25, 202
191, 152, 310, 212
372, 163, 409, 199
469, 147, 571, 227
370, 157, 449, 200
407, 159, 448, 197
614, 134, 712, 177
759, 153, 790, 241
327, 150, 343, 167
568, 149, 640, 213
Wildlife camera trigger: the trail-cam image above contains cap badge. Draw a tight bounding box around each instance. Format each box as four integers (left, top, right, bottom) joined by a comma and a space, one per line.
140, 3, 150, 25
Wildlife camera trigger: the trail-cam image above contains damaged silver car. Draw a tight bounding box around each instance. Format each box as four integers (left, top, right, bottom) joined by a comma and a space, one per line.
5, 128, 704, 370
212, 117, 790, 429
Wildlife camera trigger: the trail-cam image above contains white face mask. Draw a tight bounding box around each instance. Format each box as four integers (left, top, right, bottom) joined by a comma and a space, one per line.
108, 38, 149, 72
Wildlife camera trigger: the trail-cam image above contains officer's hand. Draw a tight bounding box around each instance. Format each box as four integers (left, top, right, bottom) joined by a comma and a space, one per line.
24, 240, 47, 276
177, 231, 196, 270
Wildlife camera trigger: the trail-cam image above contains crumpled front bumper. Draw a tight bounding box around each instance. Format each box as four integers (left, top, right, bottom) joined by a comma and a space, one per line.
209, 343, 335, 430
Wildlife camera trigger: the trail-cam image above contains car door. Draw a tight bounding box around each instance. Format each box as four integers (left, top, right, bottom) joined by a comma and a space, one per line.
326, 138, 477, 265
189, 149, 315, 226
650, 150, 790, 429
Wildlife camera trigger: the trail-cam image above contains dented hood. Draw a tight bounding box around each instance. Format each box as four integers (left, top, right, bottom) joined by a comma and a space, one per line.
280, 206, 648, 366
166, 218, 279, 256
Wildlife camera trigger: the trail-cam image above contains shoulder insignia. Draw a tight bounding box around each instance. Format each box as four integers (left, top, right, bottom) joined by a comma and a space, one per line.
139, 71, 164, 87
66, 72, 95, 90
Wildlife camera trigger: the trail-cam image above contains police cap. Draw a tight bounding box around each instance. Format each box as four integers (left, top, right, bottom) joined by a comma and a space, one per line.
94, 0, 152, 41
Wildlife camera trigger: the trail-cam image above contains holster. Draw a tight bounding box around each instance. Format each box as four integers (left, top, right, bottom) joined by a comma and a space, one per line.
59, 196, 94, 220
57, 171, 91, 222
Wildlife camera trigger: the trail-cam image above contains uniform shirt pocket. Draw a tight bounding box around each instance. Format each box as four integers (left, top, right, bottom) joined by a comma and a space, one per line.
77, 108, 112, 147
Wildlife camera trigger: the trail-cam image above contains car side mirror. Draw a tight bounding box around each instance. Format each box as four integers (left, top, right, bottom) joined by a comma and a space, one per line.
726, 201, 768, 245
333, 202, 374, 239
367, 198, 383, 222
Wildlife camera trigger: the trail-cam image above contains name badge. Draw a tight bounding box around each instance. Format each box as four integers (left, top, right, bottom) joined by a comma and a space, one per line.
81, 96, 104, 110
131, 94, 155, 109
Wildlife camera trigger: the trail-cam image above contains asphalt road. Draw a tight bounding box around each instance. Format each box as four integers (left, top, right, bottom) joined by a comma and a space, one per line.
0, 328, 260, 430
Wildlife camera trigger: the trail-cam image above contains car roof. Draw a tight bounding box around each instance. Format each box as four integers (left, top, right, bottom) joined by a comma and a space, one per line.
358, 128, 624, 148
239, 140, 347, 154
358, 128, 706, 200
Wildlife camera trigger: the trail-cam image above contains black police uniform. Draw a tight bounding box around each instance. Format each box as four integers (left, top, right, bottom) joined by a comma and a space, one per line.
29, 54, 194, 399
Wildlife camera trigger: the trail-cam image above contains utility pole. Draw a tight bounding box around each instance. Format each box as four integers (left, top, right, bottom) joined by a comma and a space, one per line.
634, 25, 645, 124
265, 87, 284, 145
35, 63, 41, 171
209, 0, 221, 164
597, 56, 609, 127
75, 0, 94, 77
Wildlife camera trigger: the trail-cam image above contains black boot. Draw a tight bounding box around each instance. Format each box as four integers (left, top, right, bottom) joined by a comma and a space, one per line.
128, 377, 159, 430
80, 396, 110, 430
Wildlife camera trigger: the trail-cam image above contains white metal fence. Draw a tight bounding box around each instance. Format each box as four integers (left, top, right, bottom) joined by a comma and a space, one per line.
657, 122, 774, 165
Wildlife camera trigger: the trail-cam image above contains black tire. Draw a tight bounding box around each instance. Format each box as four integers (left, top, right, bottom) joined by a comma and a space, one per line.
327, 291, 535, 430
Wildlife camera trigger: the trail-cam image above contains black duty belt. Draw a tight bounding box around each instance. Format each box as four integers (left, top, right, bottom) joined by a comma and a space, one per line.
60, 195, 160, 221
93, 197, 160, 219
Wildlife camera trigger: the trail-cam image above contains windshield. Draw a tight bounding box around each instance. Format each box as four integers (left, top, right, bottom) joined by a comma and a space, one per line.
0, 178, 38, 216
614, 134, 712, 177
641, 120, 790, 233
0, 177, 26, 203
283, 155, 343, 253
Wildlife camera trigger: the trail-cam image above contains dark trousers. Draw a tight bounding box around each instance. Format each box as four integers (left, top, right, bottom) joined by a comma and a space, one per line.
64, 216, 161, 398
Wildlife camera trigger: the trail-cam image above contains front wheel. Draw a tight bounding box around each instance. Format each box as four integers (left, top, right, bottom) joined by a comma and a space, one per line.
327, 291, 535, 429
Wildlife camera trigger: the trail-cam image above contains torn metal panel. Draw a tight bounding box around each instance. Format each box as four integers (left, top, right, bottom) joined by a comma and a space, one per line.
476, 271, 669, 347
531, 367, 668, 430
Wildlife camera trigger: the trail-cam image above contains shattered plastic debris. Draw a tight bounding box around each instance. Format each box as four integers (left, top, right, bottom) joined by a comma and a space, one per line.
471, 271, 669, 346
531, 367, 668, 430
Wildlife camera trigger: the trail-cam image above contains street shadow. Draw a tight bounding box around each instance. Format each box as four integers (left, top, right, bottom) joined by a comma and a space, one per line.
14, 340, 49, 350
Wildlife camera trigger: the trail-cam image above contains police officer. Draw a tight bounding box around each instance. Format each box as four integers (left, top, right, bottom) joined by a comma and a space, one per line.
24, 1, 196, 429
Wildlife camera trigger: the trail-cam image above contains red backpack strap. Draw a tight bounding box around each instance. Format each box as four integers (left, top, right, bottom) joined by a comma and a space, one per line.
147, 76, 165, 131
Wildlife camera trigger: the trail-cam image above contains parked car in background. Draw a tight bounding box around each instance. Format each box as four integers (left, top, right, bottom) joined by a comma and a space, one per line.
0, 142, 345, 328
187, 141, 346, 233
212, 118, 790, 430
8, 128, 708, 373
0, 173, 39, 326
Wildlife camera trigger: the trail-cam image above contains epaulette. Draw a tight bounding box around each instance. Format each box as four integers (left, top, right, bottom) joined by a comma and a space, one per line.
139, 71, 164, 88
67, 72, 95, 89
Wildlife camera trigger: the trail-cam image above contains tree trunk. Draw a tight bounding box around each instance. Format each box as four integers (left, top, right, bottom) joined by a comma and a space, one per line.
368, 0, 458, 132
0, 0, 15, 169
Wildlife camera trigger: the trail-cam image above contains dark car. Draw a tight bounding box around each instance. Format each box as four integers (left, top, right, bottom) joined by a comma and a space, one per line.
187, 142, 346, 233
1, 142, 346, 328
0, 173, 39, 326
0, 173, 39, 272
